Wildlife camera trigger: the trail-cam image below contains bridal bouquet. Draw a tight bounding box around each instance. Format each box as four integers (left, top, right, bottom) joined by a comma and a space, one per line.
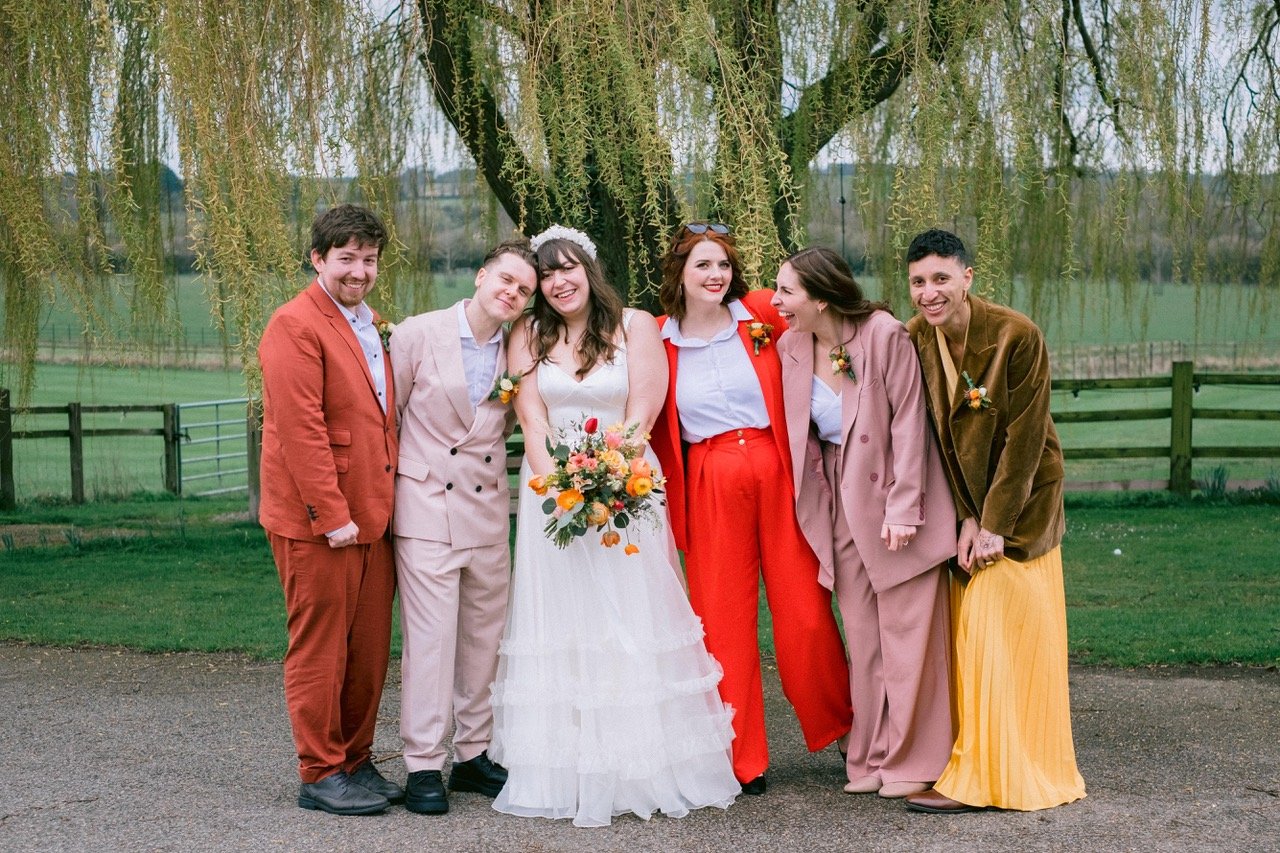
527, 416, 665, 552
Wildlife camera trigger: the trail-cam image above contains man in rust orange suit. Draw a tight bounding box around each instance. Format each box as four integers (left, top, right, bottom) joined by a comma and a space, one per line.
258, 204, 402, 816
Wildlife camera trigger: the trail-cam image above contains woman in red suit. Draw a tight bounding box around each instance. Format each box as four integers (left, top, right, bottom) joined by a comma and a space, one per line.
650, 223, 852, 794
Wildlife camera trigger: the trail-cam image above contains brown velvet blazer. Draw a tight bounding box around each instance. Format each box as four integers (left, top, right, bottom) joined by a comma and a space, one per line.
906, 295, 1065, 562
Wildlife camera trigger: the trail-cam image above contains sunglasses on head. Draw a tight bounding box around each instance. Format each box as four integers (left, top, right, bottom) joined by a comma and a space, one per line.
684, 222, 730, 235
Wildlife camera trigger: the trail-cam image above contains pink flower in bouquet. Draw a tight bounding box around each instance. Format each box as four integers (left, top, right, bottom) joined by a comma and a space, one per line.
604, 429, 625, 449
629, 458, 652, 477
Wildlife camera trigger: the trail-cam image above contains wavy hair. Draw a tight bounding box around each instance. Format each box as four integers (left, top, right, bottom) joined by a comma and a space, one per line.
658, 224, 749, 320
784, 246, 891, 324
528, 238, 625, 379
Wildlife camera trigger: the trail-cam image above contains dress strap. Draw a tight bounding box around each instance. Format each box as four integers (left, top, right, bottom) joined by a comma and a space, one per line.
614, 309, 635, 353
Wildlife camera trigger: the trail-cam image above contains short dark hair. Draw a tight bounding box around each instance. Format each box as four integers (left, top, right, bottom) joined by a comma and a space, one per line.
906, 229, 971, 267
482, 238, 537, 271
310, 204, 388, 258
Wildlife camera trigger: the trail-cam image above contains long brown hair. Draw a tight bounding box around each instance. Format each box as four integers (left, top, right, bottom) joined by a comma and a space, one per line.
784, 246, 891, 324
528, 238, 625, 379
658, 224, 749, 320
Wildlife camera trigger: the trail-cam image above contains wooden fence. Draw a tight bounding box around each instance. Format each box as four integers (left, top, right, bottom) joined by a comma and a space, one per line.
2, 361, 1278, 509
1052, 362, 1280, 494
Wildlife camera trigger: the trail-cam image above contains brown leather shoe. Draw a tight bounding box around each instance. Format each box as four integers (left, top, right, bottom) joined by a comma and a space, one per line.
904, 788, 980, 814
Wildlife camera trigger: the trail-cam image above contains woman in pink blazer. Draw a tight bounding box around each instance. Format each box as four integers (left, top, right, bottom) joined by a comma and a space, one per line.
650, 224, 852, 794
771, 246, 956, 798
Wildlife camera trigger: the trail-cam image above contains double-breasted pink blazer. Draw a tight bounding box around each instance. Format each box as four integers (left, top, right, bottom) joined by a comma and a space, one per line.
778, 310, 956, 592
389, 306, 515, 549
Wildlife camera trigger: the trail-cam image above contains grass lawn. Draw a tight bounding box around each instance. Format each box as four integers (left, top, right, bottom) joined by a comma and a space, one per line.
1, 494, 1276, 667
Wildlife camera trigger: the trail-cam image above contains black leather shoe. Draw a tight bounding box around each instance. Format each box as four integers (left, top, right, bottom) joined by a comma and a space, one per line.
298, 771, 389, 815
405, 770, 449, 815
448, 751, 508, 797
349, 759, 405, 804
741, 774, 767, 796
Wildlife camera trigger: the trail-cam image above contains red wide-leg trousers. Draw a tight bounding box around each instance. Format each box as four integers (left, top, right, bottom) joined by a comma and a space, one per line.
684, 428, 852, 783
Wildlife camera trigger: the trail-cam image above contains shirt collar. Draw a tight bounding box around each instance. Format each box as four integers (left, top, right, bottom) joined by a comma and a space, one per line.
317, 281, 373, 326
457, 299, 502, 345
661, 299, 750, 346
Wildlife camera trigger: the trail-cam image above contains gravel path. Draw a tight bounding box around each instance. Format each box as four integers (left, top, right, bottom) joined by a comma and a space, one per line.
2, 644, 1277, 852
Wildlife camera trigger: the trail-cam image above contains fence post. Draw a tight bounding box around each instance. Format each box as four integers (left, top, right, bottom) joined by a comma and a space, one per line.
68, 402, 85, 504
0, 389, 14, 510
246, 399, 262, 521
163, 403, 181, 495
1169, 361, 1194, 495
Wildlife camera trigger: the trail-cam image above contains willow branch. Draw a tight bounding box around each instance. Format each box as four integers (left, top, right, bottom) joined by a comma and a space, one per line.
414, 0, 551, 229
781, 0, 976, 166
1071, 0, 1126, 142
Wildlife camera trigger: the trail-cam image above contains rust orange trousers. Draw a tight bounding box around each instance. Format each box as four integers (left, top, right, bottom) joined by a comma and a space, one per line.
270, 532, 395, 783
684, 428, 852, 783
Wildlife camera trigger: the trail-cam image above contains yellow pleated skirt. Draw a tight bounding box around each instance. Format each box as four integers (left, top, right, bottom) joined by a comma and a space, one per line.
933, 545, 1087, 810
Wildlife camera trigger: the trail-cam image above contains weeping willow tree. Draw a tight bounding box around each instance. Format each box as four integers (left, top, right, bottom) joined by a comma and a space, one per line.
1, 0, 1278, 401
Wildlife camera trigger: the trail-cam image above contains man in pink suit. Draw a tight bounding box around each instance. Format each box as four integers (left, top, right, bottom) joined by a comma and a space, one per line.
258, 204, 402, 815
389, 240, 538, 815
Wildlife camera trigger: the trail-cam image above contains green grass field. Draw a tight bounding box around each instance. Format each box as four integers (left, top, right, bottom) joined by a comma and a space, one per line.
22, 269, 1279, 349
4, 271, 1278, 499
0, 494, 1275, 666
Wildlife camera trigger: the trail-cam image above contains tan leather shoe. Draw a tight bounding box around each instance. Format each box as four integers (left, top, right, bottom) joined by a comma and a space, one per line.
843, 775, 882, 794
879, 780, 929, 798
904, 788, 980, 814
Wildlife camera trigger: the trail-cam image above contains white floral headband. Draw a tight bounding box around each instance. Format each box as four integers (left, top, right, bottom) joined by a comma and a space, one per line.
529, 224, 598, 260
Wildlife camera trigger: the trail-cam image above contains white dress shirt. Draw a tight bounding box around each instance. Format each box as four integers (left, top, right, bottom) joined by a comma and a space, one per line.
662, 299, 770, 443
810, 376, 843, 444
457, 300, 502, 409
319, 284, 387, 414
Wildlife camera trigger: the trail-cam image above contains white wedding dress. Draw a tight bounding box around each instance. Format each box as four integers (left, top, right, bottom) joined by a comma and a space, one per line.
490, 318, 738, 827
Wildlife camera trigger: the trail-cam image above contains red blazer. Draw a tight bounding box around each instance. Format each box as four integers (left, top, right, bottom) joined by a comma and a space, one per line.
652, 289, 797, 552
257, 281, 398, 543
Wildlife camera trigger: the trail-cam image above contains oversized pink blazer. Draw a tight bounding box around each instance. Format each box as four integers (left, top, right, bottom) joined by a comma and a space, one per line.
778, 310, 956, 592
389, 305, 514, 548
258, 281, 398, 543
652, 289, 797, 553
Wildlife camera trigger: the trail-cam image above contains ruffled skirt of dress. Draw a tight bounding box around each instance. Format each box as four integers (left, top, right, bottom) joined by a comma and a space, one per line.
490, 462, 739, 827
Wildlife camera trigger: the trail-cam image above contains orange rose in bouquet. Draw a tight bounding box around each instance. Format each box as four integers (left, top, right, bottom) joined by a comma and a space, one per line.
532, 416, 666, 551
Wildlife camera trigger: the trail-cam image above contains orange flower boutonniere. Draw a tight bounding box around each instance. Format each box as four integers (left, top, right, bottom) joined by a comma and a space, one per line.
830, 345, 856, 382
747, 321, 774, 355
376, 320, 394, 352
489, 372, 521, 405
961, 371, 992, 410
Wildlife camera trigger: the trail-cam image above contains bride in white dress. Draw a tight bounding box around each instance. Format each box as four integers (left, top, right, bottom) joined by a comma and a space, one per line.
489, 226, 739, 827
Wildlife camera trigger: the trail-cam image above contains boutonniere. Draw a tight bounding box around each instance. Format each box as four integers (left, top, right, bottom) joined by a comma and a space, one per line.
376, 320, 394, 352
961, 371, 992, 410
489, 371, 520, 405
829, 345, 856, 382
747, 321, 773, 355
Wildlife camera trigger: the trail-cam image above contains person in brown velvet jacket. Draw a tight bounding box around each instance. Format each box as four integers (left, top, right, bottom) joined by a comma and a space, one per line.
901, 229, 1085, 815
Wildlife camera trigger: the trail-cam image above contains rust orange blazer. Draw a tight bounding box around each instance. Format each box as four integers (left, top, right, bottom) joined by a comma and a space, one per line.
258, 281, 398, 543
778, 311, 956, 592
652, 289, 797, 553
